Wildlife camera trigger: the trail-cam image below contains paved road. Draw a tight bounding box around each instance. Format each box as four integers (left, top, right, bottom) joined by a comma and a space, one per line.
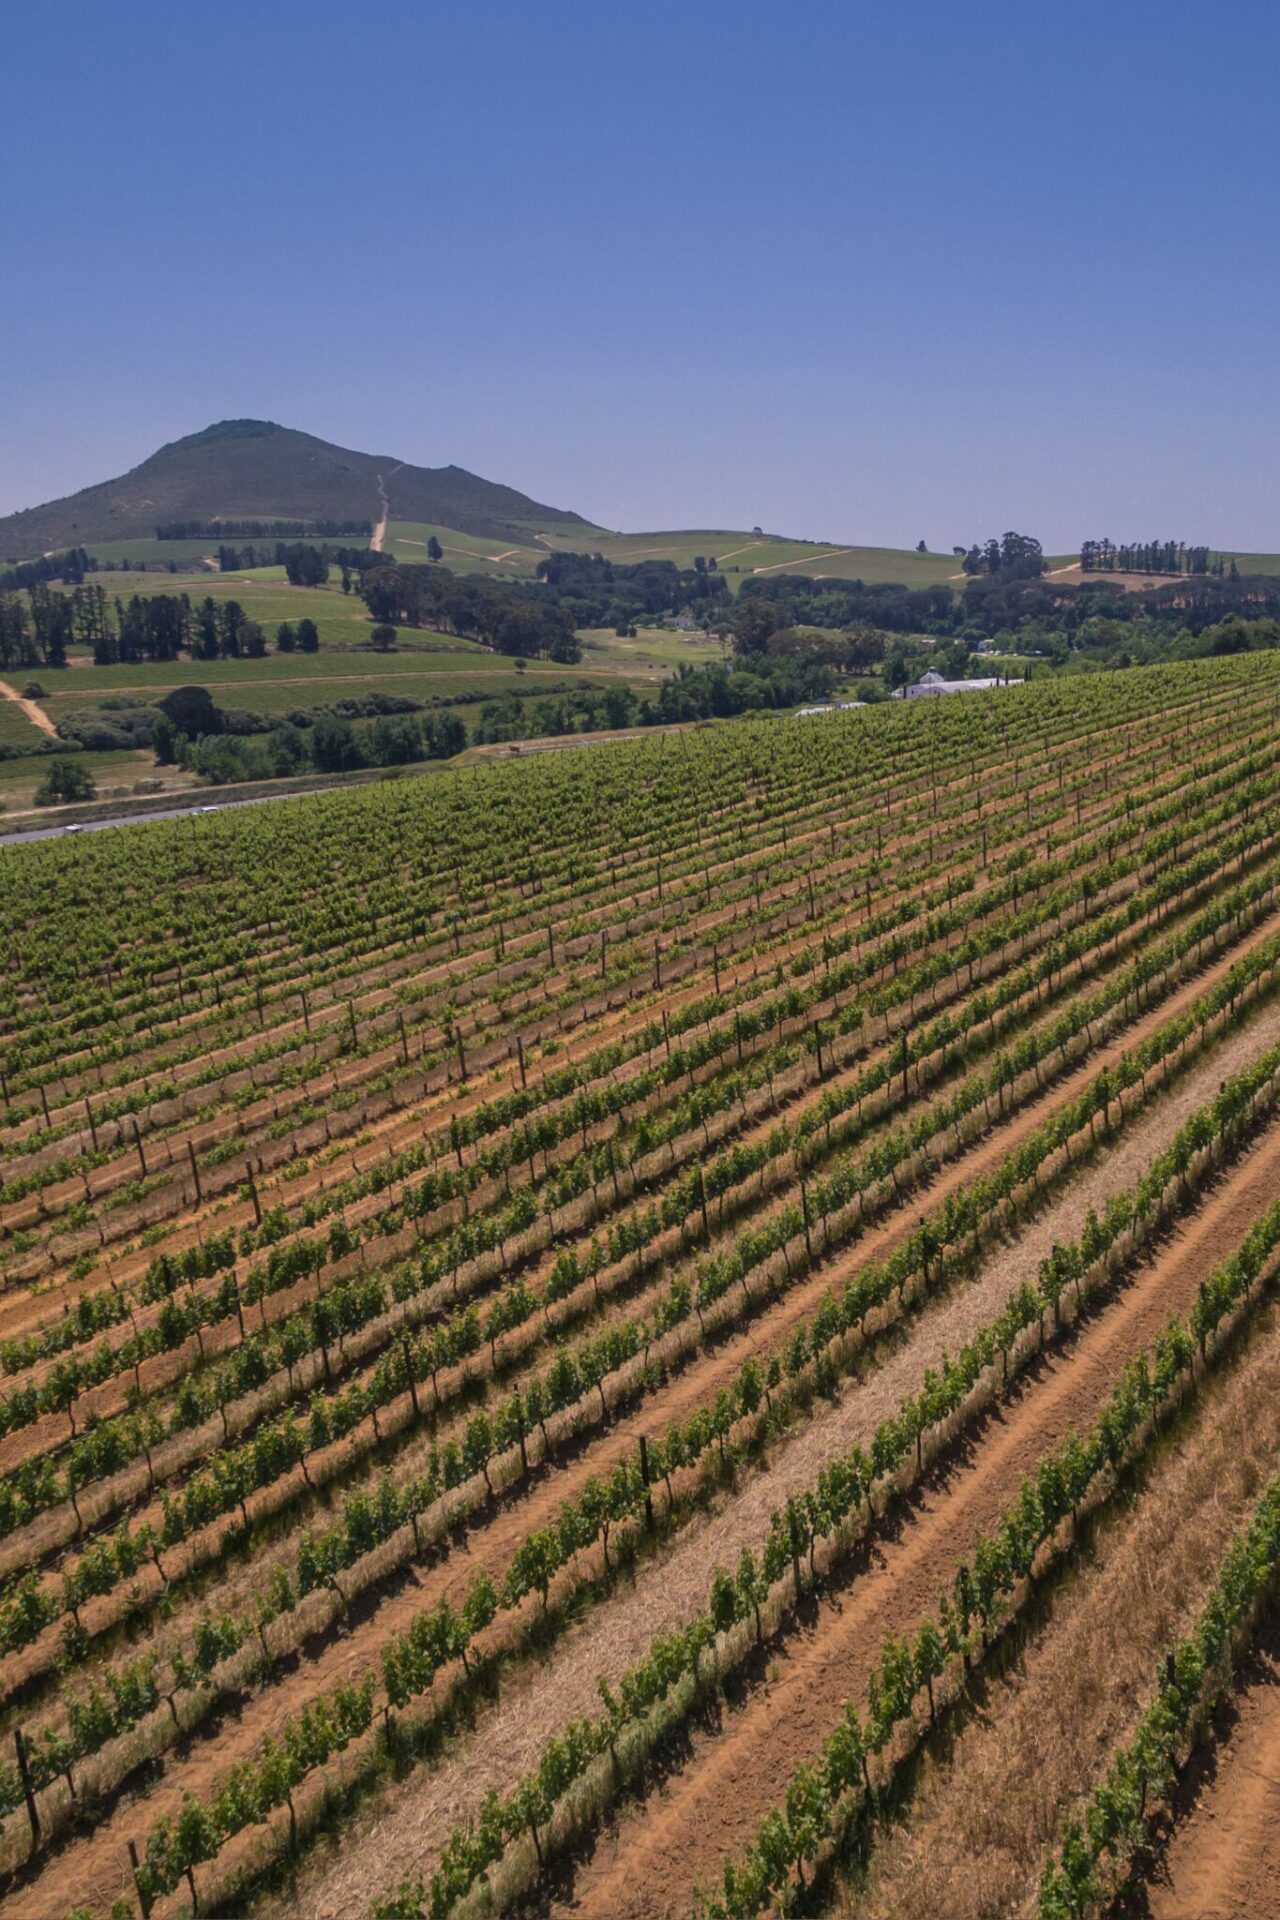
0, 791, 283, 846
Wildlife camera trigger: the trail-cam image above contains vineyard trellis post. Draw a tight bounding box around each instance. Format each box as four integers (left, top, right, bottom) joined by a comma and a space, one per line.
13, 1728, 39, 1843
128, 1837, 153, 1918
639, 1436, 655, 1531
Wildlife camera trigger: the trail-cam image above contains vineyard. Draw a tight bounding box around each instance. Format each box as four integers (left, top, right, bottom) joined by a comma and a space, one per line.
4, 650, 1280, 1920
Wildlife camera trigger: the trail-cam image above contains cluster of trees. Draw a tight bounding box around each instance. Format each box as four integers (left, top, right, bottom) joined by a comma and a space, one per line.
362, 563, 581, 660
277, 544, 329, 587
1079, 538, 1221, 575
158, 519, 371, 541
953, 531, 1046, 578
361, 553, 730, 660
180, 708, 466, 784
212, 540, 388, 578
732, 557, 1280, 668
735, 577, 953, 649
55, 697, 162, 753
145, 683, 466, 786
32, 759, 96, 807
469, 655, 832, 744
274, 619, 320, 654
0, 549, 91, 592
0, 591, 62, 668
532, 551, 730, 629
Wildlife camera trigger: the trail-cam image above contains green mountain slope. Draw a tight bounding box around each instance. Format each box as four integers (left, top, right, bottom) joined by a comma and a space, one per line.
0, 420, 597, 557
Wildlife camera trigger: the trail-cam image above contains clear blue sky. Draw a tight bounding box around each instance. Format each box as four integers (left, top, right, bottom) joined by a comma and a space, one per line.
4, 0, 1279, 550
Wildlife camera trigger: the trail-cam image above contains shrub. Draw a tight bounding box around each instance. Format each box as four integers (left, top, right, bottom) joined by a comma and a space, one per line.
34, 759, 95, 806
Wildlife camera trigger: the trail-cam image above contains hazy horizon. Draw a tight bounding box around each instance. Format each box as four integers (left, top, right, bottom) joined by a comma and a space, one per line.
5, 0, 1280, 553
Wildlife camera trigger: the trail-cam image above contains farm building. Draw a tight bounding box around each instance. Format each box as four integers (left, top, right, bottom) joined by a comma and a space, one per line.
795, 700, 867, 717
893, 668, 1022, 699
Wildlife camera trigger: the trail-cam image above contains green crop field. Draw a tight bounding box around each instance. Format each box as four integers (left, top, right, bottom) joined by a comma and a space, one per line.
76, 566, 382, 645
382, 522, 972, 588
40, 667, 617, 723
10, 654, 1280, 1920
45, 643, 501, 694
384, 521, 553, 576
576, 624, 726, 676
537, 529, 967, 588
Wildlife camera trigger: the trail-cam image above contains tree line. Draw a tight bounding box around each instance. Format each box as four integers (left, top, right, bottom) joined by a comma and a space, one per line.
0, 549, 91, 592
158, 519, 371, 541
731, 560, 1280, 661
0, 585, 323, 668
471, 654, 830, 742
151, 685, 466, 785
213, 540, 388, 582
1079, 539, 1225, 575
361, 563, 580, 661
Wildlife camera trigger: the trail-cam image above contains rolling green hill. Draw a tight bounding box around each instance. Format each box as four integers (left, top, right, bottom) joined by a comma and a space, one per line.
0, 419, 597, 558
11, 419, 1276, 591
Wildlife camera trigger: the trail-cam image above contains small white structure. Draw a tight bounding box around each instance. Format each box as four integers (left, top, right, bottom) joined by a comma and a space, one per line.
893, 669, 1021, 699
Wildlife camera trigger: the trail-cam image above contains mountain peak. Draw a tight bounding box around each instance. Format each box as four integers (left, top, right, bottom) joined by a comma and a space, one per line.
165, 420, 285, 450
0, 422, 595, 558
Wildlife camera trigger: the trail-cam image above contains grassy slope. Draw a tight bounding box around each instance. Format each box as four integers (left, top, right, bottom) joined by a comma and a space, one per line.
385, 522, 972, 589
0, 748, 199, 811
0, 699, 47, 752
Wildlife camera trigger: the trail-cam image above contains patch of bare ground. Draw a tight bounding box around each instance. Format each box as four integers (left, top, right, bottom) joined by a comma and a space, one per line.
258, 990, 1280, 1920
1121, 1619, 1280, 1920
835, 1323, 1280, 1920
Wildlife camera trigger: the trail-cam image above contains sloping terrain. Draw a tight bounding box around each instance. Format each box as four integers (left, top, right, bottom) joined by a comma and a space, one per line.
0, 420, 597, 557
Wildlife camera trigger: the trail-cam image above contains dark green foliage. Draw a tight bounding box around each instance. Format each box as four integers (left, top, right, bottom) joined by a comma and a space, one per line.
33, 758, 95, 805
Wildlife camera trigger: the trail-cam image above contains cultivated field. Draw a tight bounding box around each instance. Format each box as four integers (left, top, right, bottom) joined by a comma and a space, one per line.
383, 525, 998, 588
3, 654, 1280, 1920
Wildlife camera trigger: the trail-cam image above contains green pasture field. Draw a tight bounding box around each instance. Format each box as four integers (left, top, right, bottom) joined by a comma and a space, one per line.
577, 625, 726, 677
383, 523, 975, 589
75, 531, 361, 567
384, 522, 552, 575
79, 567, 379, 645
0, 699, 47, 752
536, 529, 967, 588
41, 643, 500, 693
38, 665, 623, 724
0, 747, 197, 811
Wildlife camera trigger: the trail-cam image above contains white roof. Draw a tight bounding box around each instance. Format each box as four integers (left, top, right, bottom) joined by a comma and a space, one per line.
893, 674, 1022, 698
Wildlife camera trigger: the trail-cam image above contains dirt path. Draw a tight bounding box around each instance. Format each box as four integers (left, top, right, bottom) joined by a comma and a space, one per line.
1137, 1625, 1280, 1920
551, 1117, 1280, 1920
752, 546, 859, 574
0, 677, 58, 737
262, 996, 1280, 1920
371, 468, 394, 552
